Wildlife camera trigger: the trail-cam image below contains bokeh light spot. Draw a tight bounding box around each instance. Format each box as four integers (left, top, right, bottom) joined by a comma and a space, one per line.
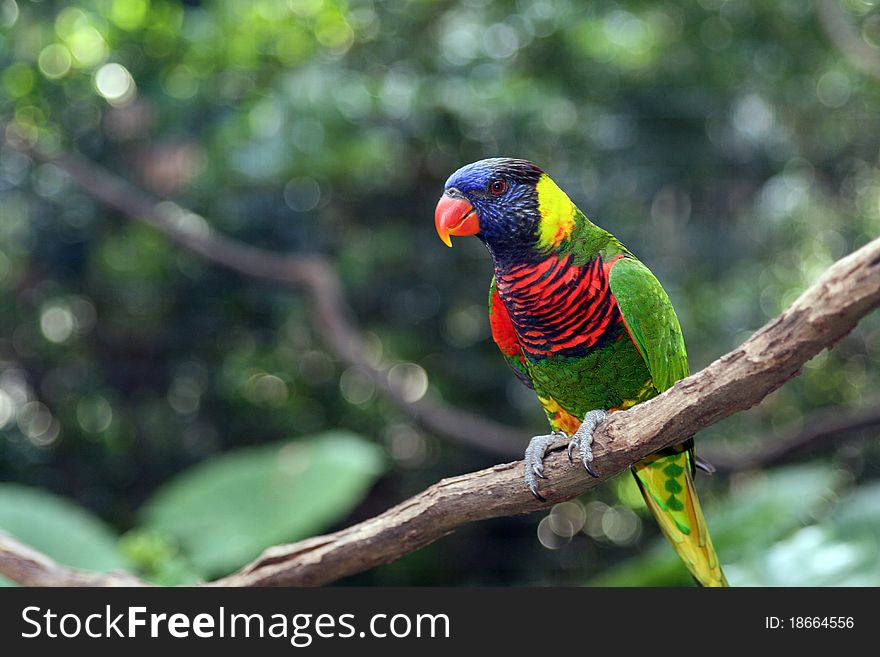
244, 373, 288, 407
3, 63, 34, 98
38, 44, 72, 80
1, 0, 18, 28
600, 506, 642, 545
111, 0, 149, 31
385, 423, 429, 467
816, 71, 852, 108
66, 25, 109, 68
168, 376, 202, 415
339, 368, 375, 406
95, 63, 136, 106
537, 515, 571, 550
162, 65, 199, 100
387, 363, 429, 403
283, 177, 321, 212
0, 390, 14, 429
17, 401, 60, 447
549, 501, 586, 537
40, 302, 76, 344
77, 396, 113, 433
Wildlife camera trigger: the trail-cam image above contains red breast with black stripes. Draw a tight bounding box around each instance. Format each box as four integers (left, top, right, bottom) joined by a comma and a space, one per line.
494, 253, 624, 359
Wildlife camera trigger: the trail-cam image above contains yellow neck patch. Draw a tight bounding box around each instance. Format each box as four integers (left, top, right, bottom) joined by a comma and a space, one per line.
535, 174, 576, 251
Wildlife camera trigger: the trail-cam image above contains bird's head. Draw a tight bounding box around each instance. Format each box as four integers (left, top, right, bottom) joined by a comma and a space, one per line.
434, 158, 577, 260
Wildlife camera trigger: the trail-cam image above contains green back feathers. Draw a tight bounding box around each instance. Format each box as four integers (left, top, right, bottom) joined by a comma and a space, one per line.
608, 257, 689, 392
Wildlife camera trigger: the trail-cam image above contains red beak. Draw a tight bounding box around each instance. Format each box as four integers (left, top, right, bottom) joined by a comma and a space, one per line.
434, 195, 480, 247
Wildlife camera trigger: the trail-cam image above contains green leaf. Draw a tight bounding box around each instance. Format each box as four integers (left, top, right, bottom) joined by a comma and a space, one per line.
590, 465, 844, 586
726, 481, 880, 586
0, 485, 128, 586
140, 431, 385, 577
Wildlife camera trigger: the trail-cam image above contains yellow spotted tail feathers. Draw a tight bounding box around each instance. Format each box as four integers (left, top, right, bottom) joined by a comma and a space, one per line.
631, 448, 728, 587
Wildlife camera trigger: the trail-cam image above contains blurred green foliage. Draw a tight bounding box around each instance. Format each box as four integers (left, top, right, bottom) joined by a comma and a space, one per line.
1, 0, 880, 585
141, 431, 385, 576
0, 431, 384, 585
593, 465, 846, 585
0, 483, 128, 586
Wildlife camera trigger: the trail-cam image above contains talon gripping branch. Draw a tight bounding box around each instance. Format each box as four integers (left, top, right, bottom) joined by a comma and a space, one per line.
435, 158, 727, 587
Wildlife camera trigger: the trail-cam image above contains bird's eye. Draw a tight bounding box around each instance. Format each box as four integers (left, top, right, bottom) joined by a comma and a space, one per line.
489, 179, 506, 195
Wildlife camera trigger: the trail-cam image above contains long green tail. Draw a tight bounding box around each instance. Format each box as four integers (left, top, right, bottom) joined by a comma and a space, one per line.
631, 444, 728, 587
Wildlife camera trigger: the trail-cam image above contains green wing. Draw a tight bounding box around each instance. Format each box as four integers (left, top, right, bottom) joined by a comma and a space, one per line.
607, 256, 688, 392
609, 256, 727, 586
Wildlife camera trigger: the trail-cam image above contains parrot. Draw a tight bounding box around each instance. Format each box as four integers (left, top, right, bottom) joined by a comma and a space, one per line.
434, 157, 727, 587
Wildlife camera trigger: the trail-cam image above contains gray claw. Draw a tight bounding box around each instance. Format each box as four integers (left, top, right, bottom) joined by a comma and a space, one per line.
524, 409, 608, 497
524, 432, 564, 501
529, 483, 545, 502
568, 409, 609, 478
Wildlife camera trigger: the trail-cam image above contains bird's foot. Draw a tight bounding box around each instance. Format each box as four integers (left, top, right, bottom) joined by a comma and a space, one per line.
566, 409, 609, 478
524, 432, 566, 501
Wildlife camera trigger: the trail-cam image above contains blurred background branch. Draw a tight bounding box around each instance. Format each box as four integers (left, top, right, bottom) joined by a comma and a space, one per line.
2, 231, 879, 587
707, 402, 880, 473
817, 0, 880, 81
3, 126, 523, 459
0, 529, 145, 586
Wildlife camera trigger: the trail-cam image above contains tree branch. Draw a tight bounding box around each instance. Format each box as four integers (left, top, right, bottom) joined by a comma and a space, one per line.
2, 128, 523, 459
816, 0, 880, 82
0, 530, 147, 587
2, 233, 879, 587
705, 402, 880, 473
